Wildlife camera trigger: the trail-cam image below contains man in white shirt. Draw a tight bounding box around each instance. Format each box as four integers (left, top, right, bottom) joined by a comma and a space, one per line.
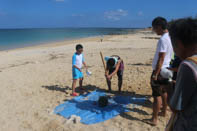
149, 17, 173, 126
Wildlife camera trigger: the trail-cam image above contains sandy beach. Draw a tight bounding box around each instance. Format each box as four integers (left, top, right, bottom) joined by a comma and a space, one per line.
0, 30, 171, 131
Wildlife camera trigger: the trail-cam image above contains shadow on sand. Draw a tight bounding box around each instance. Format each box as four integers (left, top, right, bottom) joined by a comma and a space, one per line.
41, 84, 100, 95
127, 63, 152, 66
41, 85, 70, 93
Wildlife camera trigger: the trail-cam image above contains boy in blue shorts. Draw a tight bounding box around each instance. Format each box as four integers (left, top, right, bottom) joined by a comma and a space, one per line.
72, 44, 87, 96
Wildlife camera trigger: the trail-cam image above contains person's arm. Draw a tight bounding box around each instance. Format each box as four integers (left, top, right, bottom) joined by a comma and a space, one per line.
105, 70, 109, 77
152, 52, 165, 80
169, 62, 197, 113
73, 65, 81, 72
82, 54, 87, 70
168, 67, 178, 72
83, 62, 87, 70
108, 60, 121, 78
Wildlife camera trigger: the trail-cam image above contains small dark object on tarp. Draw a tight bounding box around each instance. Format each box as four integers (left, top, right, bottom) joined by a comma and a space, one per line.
98, 96, 108, 107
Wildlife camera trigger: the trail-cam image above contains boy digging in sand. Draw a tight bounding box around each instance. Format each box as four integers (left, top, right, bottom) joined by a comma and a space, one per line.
72, 44, 87, 96
105, 55, 124, 93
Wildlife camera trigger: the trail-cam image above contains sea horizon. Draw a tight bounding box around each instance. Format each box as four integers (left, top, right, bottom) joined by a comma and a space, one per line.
0, 27, 143, 29
0, 27, 141, 51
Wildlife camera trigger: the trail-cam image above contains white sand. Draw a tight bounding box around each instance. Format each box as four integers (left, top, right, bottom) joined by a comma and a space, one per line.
0, 31, 170, 131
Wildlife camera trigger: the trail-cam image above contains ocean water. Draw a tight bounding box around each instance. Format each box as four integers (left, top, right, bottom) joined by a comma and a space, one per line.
0, 28, 138, 51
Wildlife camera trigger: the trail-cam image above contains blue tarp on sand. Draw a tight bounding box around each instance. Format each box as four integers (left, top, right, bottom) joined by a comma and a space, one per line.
54, 90, 146, 125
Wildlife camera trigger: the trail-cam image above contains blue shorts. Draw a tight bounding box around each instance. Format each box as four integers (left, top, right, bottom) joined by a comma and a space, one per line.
72, 68, 83, 79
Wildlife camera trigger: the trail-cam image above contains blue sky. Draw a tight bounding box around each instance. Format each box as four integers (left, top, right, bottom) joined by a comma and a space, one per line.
0, 0, 197, 28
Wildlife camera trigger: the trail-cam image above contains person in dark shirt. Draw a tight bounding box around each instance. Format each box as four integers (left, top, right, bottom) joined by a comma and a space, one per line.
170, 55, 182, 81
169, 18, 197, 131
166, 55, 182, 102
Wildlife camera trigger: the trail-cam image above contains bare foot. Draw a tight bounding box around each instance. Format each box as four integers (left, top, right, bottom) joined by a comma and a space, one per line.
150, 118, 157, 126
143, 118, 157, 126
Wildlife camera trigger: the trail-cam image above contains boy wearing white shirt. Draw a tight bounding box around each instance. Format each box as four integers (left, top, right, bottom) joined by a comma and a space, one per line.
72, 44, 87, 96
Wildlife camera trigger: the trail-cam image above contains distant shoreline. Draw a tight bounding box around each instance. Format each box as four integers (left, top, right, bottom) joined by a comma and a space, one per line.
0, 35, 100, 52
0, 34, 119, 53
0, 28, 143, 52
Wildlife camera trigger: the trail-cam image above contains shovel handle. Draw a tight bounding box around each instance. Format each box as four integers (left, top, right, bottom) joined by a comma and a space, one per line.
100, 52, 106, 72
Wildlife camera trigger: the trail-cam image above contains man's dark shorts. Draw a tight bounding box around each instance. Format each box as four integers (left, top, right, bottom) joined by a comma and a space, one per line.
151, 71, 168, 97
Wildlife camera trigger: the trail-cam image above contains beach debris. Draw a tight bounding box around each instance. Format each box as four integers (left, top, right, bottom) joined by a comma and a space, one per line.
86, 70, 92, 76
65, 115, 81, 124
46, 108, 54, 115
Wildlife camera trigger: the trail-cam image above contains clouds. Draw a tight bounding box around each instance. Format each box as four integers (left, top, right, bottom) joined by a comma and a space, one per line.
104, 9, 128, 21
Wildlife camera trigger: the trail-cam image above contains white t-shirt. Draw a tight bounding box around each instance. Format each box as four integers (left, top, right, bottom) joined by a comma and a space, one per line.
152, 33, 173, 70
72, 53, 85, 69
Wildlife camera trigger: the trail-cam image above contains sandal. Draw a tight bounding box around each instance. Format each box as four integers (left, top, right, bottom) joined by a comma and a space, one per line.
71, 92, 79, 96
